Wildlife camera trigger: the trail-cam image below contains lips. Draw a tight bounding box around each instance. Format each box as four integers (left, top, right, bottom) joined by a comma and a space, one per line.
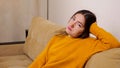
67, 26, 72, 31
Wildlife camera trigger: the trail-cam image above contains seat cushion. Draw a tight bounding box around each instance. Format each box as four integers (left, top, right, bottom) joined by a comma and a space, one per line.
0, 55, 32, 68
85, 48, 120, 68
24, 17, 63, 60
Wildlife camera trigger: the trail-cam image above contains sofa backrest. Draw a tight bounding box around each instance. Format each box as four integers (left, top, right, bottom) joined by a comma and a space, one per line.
23, 17, 63, 60
85, 48, 120, 68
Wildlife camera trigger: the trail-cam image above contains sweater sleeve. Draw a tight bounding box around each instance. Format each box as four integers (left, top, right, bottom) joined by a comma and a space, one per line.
90, 23, 120, 50
28, 36, 56, 68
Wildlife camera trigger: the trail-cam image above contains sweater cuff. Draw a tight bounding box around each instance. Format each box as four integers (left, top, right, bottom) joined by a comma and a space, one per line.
90, 23, 98, 34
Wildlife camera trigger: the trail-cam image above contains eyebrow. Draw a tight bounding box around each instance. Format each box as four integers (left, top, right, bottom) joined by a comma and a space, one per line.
73, 16, 84, 26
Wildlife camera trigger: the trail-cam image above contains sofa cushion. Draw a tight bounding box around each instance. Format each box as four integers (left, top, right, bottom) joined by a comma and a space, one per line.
0, 55, 32, 68
85, 48, 120, 68
24, 17, 63, 60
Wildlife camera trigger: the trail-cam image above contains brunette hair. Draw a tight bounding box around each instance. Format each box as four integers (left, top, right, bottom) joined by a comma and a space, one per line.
56, 10, 96, 38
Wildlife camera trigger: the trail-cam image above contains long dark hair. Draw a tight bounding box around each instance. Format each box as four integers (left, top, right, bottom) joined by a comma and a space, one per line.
73, 10, 96, 38
56, 10, 96, 38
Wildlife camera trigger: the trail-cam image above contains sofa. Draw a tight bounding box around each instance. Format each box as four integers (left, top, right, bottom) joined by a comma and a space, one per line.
0, 17, 120, 68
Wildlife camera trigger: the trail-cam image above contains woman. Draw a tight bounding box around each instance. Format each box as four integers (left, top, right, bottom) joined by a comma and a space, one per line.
29, 10, 120, 68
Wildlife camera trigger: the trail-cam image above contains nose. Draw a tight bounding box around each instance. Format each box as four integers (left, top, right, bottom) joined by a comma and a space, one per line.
70, 22, 75, 28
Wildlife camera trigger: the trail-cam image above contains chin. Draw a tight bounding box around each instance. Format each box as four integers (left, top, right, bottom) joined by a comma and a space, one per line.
65, 29, 69, 34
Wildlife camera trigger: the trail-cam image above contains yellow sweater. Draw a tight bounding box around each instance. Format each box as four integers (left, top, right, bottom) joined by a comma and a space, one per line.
29, 23, 120, 68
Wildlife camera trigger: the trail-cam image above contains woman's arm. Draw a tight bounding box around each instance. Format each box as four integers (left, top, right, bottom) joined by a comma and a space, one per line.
28, 47, 48, 68
90, 23, 120, 50
28, 36, 56, 68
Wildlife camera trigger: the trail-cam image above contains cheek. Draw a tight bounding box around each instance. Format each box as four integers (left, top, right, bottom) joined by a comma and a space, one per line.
75, 28, 84, 35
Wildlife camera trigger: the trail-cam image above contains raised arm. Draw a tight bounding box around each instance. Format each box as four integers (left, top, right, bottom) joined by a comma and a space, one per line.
90, 23, 120, 50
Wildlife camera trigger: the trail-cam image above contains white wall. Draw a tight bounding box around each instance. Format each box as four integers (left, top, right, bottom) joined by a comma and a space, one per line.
39, 0, 48, 19
47, 0, 120, 41
0, 0, 39, 42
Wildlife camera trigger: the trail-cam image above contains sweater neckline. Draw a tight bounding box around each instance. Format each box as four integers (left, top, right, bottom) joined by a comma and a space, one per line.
65, 35, 81, 40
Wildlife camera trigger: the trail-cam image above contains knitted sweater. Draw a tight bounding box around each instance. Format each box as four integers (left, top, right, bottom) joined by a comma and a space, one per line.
29, 23, 120, 68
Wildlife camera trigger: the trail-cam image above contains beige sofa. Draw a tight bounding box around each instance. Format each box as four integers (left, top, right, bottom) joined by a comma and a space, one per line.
0, 17, 120, 68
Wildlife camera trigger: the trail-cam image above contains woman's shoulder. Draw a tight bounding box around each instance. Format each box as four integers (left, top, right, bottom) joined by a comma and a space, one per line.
51, 35, 67, 40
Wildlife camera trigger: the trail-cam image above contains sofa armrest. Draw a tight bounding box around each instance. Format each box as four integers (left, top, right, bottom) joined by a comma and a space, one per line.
85, 48, 120, 68
0, 44, 24, 56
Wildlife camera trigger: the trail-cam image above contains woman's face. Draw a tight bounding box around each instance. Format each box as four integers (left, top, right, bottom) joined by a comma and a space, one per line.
66, 13, 85, 38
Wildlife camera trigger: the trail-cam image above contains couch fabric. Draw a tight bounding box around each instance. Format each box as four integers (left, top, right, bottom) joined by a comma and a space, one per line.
23, 17, 63, 60
0, 17, 120, 68
85, 48, 120, 68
